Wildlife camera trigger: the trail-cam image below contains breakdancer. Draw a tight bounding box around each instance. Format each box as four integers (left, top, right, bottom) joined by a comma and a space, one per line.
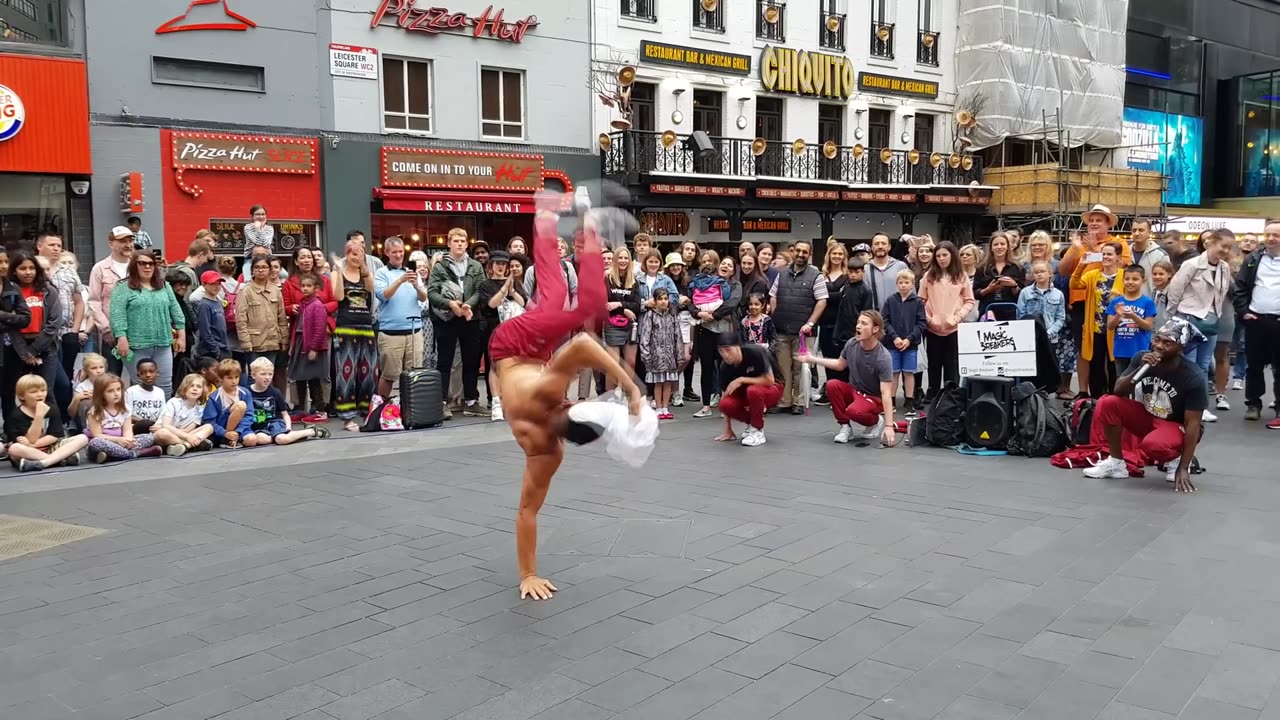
490, 199, 645, 600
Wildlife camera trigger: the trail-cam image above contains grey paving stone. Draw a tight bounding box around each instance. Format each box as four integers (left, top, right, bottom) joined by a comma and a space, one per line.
826, 659, 915, 700
1015, 673, 1117, 720
1064, 650, 1144, 690
559, 646, 648, 686
529, 698, 616, 720
712, 601, 810, 644
1196, 642, 1280, 710
1163, 615, 1237, 657
375, 676, 508, 720
794, 618, 910, 676
622, 587, 718, 625
144, 651, 289, 705
784, 600, 874, 641
480, 646, 576, 688
611, 666, 752, 720
233, 648, 367, 701
639, 631, 746, 682
1017, 630, 1094, 665
941, 630, 1022, 669
689, 662, 832, 720
575, 668, 673, 712
616, 613, 719, 658
690, 586, 781, 623
751, 569, 819, 595
932, 695, 1020, 720
691, 557, 792, 596
450, 673, 590, 720
268, 618, 392, 663
967, 654, 1067, 709
1047, 600, 1130, 641
526, 589, 649, 639
131, 687, 253, 720
842, 568, 933, 610
542, 615, 650, 660
213, 683, 339, 720
870, 615, 980, 671
943, 578, 1036, 624
319, 679, 424, 720
67, 691, 165, 720
774, 686, 871, 720
861, 659, 989, 720
1115, 647, 1217, 715
871, 597, 943, 628
1179, 697, 1261, 720
1096, 703, 1177, 720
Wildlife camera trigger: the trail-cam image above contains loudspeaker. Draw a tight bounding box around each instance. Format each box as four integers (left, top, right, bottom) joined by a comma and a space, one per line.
684, 130, 718, 161
965, 376, 1016, 447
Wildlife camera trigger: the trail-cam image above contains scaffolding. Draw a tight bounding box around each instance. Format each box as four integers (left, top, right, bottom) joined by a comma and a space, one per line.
984, 110, 1168, 240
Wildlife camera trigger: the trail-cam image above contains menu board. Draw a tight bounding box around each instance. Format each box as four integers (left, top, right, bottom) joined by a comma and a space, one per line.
208, 221, 321, 257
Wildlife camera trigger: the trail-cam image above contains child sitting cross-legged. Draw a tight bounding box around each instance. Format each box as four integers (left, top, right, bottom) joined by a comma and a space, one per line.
6, 374, 89, 472
69, 352, 108, 430
202, 358, 251, 448
154, 373, 215, 456
86, 374, 162, 463
242, 356, 330, 447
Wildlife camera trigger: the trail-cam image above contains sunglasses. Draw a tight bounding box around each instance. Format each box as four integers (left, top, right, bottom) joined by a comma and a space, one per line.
136, 260, 155, 267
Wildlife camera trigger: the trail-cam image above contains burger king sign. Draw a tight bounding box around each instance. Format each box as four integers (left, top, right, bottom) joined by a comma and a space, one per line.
0, 85, 25, 142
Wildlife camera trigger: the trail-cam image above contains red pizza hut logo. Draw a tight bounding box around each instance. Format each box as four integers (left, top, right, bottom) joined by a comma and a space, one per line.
496, 162, 535, 183
370, 1, 538, 43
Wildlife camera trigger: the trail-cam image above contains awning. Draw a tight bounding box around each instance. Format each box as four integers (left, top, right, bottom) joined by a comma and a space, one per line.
374, 188, 536, 214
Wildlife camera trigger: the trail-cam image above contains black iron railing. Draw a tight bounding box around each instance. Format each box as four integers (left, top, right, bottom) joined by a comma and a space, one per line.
918, 30, 939, 66
621, 0, 656, 21
692, 0, 724, 31
600, 131, 984, 187
871, 22, 894, 59
819, 10, 846, 51
757, 0, 786, 41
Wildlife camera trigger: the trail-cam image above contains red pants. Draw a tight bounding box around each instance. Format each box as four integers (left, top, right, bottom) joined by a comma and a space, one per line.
489, 214, 604, 363
719, 382, 784, 430
825, 379, 883, 427
1093, 394, 1185, 464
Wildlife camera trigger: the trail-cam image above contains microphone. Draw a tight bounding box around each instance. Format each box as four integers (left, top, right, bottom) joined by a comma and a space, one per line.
1131, 362, 1152, 382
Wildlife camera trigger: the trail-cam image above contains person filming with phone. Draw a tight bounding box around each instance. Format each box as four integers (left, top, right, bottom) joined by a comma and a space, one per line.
1059, 204, 1133, 398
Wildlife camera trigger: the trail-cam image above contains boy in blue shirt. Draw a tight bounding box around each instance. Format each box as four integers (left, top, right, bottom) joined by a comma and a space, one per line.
1106, 264, 1158, 377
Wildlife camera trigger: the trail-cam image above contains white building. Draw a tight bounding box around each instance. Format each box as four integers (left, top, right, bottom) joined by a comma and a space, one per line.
593, 0, 983, 248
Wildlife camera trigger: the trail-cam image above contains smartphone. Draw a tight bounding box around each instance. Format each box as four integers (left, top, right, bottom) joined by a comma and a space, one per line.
1085, 252, 1103, 263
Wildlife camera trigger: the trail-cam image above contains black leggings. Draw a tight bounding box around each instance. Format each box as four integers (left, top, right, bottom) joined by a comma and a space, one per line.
695, 328, 720, 403
295, 379, 324, 414
1089, 332, 1116, 397
925, 331, 960, 392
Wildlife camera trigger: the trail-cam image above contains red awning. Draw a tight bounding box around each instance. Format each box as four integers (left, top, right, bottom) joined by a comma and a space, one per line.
374, 188, 536, 214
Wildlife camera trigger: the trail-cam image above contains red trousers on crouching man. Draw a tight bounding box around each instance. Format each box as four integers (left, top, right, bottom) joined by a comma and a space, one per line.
825, 379, 884, 427
1092, 394, 1186, 465
718, 382, 784, 430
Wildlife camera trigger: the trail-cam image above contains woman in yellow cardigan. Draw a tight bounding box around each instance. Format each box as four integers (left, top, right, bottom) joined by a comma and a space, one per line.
1070, 241, 1126, 397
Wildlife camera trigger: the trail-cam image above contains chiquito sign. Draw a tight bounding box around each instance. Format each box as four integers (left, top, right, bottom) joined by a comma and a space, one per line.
369, 1, 538, 43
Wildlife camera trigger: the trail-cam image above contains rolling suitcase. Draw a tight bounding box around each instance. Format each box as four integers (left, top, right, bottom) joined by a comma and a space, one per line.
395, 315, 444, 430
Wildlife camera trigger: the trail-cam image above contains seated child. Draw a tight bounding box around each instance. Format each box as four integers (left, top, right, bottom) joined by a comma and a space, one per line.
155, 373, 215, 456
86, 374, 162, 463
125, 358, 166, 433
242, 356, 330, 447
202, 359, 251, 447
69, 352, 108, 430
6, 374, 89, 472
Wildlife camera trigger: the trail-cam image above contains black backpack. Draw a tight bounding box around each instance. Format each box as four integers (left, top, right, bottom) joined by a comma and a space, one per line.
1070, 397, 1097, 446
1006, 383, 1070, 457
924, 382, 968, 448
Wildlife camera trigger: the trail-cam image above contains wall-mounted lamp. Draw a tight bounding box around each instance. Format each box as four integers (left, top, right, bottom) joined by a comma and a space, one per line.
672, 87, 686, 125
736, 97, 749, 130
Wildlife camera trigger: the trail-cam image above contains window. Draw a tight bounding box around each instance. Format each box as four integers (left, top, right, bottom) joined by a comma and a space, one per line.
913, 113, 934, 151
757, 0, 785, 42
481, 68, 525, 139
818, 103, 843, 144
819, 0, 846, 51
382, 57, 433, 133
152, 56, 265, 92
868, 108, 891, 149
630, 82, 657, 132
756, 97, 784, 141
693, 0, 724, 32
1, 0, 65, 45
693, 89, 723, 135
2, 0, 36, 19
621, 0, 656, 22
870, 0, 893, 59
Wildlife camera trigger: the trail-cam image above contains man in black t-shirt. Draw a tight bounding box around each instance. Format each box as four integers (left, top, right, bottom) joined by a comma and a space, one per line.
716, 332, 783, 447
1084, 318, 1208, 492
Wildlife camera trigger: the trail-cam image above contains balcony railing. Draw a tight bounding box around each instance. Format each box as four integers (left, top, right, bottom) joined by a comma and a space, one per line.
819, 11, 846, 51
600, 131, 984, 188
692, 0, 724, 32
621, 0, 656, 21
757, 0, 786, 42
871, 22, 894, 59
918, 30, 939, 66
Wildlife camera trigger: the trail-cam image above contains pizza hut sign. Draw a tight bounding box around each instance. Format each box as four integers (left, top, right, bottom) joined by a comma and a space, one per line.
382, 147, 544, 191
370, 1, 538, 43
169, 131, 316, 197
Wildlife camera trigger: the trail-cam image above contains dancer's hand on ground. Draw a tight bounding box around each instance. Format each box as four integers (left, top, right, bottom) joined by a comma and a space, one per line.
1173, 467, 1196, 494
627, 388, 644, 418
520, 575, 557, 600
882, 426, 898, 447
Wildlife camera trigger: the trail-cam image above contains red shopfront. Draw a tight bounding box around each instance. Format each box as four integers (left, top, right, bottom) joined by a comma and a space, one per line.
372, 146, 573, 253
160, 129, 322, 262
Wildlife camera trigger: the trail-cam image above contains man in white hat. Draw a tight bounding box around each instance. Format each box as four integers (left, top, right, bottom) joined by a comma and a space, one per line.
1058, 204, 1133, 394
87, 226, 136, 374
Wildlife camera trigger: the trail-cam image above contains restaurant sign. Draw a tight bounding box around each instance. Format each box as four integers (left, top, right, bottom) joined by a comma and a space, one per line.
761, 45, 854, 99
857, 72, 939, 99
381, 147, 544, 191
639, 40, 751, 76
639, 211, 691, 236
707, 217, 793, 233
370, 1, 537, 43
170, 131, 317, 197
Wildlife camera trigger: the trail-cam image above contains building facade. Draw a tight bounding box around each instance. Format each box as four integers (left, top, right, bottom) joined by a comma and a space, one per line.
321, 0, 596, 255
0, 0, 92, 264
593, 0, 985, 250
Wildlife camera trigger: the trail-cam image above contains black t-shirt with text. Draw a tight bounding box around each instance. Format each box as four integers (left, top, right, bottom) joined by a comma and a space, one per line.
720, 344, 780, 392
1124, 355, 1208, 425
7, 405, 67, 440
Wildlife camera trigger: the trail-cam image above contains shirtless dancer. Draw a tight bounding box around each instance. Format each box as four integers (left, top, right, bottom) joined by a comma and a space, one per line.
490, 202, 644, 600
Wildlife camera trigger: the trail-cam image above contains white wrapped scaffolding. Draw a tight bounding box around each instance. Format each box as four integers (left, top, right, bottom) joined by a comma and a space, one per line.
956, 0, 1129, 150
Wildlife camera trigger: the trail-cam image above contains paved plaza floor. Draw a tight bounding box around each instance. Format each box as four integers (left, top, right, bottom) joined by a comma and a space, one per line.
2, 402, 1280, 720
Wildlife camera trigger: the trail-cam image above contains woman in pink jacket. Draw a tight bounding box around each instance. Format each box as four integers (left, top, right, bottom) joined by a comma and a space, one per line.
918, 242, 976, 398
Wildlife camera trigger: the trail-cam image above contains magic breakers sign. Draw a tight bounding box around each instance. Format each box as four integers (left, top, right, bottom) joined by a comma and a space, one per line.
760, 45, 854, 99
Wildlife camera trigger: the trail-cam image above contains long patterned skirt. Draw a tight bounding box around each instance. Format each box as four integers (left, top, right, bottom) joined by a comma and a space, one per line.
333, 325, 379, 420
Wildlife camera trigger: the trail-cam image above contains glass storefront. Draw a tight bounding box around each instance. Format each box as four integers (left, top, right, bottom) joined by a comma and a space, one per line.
370, 212, 532, 254
0, 174, 67, 250
1238, 70, 1280, 197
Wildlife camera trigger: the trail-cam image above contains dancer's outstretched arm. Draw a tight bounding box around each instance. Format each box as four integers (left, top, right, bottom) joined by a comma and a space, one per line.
549, 334, 643, 415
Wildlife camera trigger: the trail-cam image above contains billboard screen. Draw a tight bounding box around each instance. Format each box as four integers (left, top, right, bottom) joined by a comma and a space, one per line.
1122, 108, 1203, 206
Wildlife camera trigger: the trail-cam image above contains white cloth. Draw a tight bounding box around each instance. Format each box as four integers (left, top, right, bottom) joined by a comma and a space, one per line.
567, 400, 659, 468
161, 397, 205, 429
125, 385, 166, 422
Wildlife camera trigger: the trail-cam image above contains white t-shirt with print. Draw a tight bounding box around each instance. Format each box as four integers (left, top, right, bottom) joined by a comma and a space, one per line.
160, 397, 204, 429
125, 385, 166, 423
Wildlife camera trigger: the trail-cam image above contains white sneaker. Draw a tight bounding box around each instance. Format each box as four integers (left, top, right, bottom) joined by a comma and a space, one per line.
710, 393, 721, 408
649, 398, 656, 409
1231, 378, 1245, 391
740, 428, 767, 447
1203, 408, 1219, 423
810, 389, 823, 402
1215, 394, 1230, 411
672, 395, 684, 407
861, 415, 886, 440
1083, 456, 1129, 479
834, 425, 852, 444
1160, 460, 1176, 483
491, 398, 504, 422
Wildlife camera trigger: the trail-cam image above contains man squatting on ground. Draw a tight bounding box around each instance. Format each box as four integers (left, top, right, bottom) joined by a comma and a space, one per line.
488, 198, 644, 600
